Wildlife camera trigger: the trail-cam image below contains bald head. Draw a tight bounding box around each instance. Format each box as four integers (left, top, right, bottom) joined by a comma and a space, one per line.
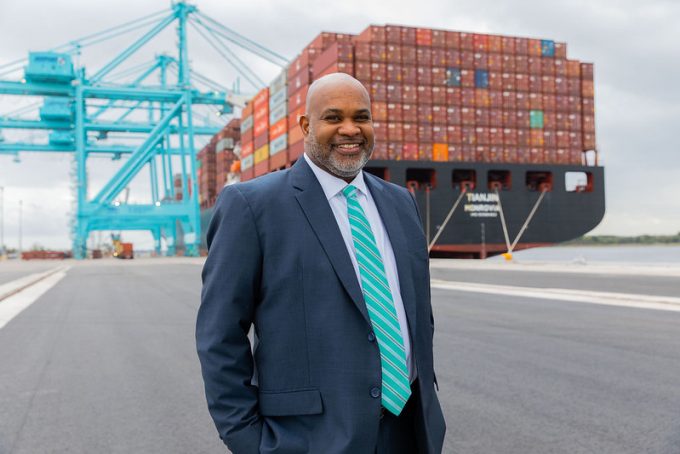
305, 73, 370, 114
298, 72, 375, 182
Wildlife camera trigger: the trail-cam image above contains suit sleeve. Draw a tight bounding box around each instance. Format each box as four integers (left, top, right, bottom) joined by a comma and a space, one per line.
196, 185, 263, 454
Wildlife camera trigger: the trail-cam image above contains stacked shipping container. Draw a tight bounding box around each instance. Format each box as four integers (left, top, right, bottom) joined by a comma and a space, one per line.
232, 24, 596, 183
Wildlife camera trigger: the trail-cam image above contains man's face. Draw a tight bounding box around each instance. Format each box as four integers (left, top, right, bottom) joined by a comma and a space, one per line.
300, 79, 375, 181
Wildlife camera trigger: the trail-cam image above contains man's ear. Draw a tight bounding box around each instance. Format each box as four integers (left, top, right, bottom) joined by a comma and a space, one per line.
299, 114, 310, 137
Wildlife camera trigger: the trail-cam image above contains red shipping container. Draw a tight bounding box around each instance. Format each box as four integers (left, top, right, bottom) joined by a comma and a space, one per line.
528, 39, 542, 56
517, 129, 530, 146
447, 125, 462, 143
432, 105, 447, 124
569, 132, 583, 149
501, 55, 516, 73
485, 71, 500, 90
555, 42, 567, 58
355, 62, 371, 81
530, 129, 544, 146
372, 142, 389, 159
269, 150, 288, 172
387, 102, 403, 121
401, 27, 416, 45
355, 42, 371, 62
489, 127, 503, 145
581, 63, 594, 79
556, 130, 570, 148
288, 88, 307, 112
446, 49, 461, 66
446, 87, 462, 105
582, 98, 595, 115
416, 47, 432, 66
582, 114, 595, 132
306, 32, 339, 51
472, 34, 488, 52
555, 95, 568, 112
474, 52, 488, 69
461, 88, 475, 106
516, 92, 530, 110
489, 91, 503, 108
432, 48, 447, 66
386, 44, 402, 63
488, 53, 502, 71
288, 48, 321, 79
372, 102, 388, 121
402, 46, 417, 64
567, 95, 582, 112
387, 122, 403, 142
253, 116, 269, 137
370, 82, 387, 102
502, 91, 517, 109
554, 59, 567, 77
543, 94, 556, 111
583, 132, 595, 150
582, 80, 594, 97
475, 108, 490, 126
402, 123, 417, 142
527, 56, 541, 74
459, 145, 475, 161
489, 108, 502, 126
448, 144, 463, 161
418, 104, 433, 123
402, 143, 419, 160
432, 125, 447, 142
432, 29, 446, 47
541, 58, 555, 76
542, 76, 556, 94
371, 63, 387, 82
418, 124, 433, 141
431, 67, 447, 85
475, 89, 491, 107
418, 142, 433, 161
386, 64, 402, 83
488, 35, 502, 53
288, 123, 303, 144
502, 110, 515, 128
555, 77, 568, 95
402, 103, 418, 123
529, 93, 543, 110
446, 106, 461, 125
513, 38, 530, 57
527, 75, 541, 92
372, 121, 386, 141
526, 147, 542, 164
254, 131, 268, 149
517, 110, 530, 128
355, 25, 386, 43
460, 107, 475, 126
568, 113, 582, 130
385, 25, 402, 44
416, 28, 433, 46
457, 32, 472, 50
313, 62, 354, 79
387, 84, 402, 103
417, 85, 433, 104
566, 60, 581, 78
544, 111, 556, 129
476, 146, 490, 162
461, 126, 476, 145
289, 140, 304, 161
287, 106, 305, 130
370, 43, 387, 62
445, 31, 461, 49
567, 78, 581, 96
543, 130, 556, 147
241, 141, 254, 157
502, 147, 518, 163
501, 36, 516, 54
515, 73, 529, 92
503, 128, 518, 146
432, 86, 446, 105
460, 51, 475, 69
311, 42, 354, 77
501, 72, 515, 91
401, 65, 417, 84
269, 117, 287, 140
416, 66, 432, 85
569, 149, 583, 165
514, 56, 527, 73
403, 84, 417, 103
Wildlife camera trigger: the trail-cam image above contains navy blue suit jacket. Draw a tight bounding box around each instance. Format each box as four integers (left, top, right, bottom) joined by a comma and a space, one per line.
197, 158, 445, 453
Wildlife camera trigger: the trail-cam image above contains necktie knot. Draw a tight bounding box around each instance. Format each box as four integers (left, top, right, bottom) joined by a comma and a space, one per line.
342, 185, 357, 200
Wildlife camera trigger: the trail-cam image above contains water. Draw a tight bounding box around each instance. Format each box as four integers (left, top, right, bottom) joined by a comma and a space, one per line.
489, 245, 680, 265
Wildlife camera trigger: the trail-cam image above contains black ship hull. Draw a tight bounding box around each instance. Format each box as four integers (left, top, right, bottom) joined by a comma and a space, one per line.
202, 161, 605, 259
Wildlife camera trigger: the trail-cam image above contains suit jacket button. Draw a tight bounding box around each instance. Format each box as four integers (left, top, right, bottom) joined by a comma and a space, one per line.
367, 332, 376, 342
370, 387, 381, 398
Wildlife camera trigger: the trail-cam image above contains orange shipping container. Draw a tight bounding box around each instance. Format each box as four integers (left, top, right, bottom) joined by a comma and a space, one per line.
432, 143, 448, 161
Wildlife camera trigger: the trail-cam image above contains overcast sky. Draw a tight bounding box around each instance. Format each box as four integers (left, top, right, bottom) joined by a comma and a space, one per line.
0, 0, 679, 250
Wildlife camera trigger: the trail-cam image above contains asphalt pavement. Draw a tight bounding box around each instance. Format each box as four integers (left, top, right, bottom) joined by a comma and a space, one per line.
0, 259, 678, 453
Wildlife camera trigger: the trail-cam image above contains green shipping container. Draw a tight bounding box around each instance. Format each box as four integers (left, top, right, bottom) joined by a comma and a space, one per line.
530, 110, 544, 129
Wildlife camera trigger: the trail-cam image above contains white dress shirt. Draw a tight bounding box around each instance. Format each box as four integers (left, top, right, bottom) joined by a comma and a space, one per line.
303, 153, 415, 382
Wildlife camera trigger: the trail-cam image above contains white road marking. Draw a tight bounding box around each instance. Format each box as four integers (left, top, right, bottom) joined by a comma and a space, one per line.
0, 267, 70, 330
430, 279, 680, 312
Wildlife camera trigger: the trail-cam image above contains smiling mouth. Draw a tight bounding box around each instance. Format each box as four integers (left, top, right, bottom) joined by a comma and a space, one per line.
332, 143, 364, 153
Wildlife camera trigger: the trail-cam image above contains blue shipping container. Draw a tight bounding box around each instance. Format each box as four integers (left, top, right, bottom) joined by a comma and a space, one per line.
269, 88, 287, 109
269, 133, 288, 156
474, 70, 489, 88
446, 67, 462, 87
541, 40, 555, 57
269, 103, 287, 125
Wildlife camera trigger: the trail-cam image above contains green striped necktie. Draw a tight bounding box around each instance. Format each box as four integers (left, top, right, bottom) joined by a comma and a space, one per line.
342, 184, 411, 416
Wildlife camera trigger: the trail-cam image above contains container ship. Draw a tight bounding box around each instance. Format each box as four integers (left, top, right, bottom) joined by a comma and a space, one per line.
196, 24, 604, 259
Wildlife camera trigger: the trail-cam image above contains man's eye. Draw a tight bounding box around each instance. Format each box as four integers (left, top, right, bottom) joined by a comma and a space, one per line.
324, 115, 340, 122
355, 115, 371, 122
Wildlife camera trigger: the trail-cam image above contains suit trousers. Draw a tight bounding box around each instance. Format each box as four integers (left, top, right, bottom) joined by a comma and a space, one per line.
375, 379, 420, 454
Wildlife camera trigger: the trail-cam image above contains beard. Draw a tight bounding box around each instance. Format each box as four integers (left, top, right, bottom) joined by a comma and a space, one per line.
305, 134, 373, 179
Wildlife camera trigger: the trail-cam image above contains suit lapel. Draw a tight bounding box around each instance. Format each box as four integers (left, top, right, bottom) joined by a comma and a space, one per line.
291, 159, 370, 324
365, 175, 418, 342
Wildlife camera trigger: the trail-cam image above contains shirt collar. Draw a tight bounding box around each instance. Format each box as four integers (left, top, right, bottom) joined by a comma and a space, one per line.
303, 153, 368, 200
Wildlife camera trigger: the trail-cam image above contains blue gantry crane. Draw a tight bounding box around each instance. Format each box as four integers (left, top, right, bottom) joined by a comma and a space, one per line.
0, 2, 287, 258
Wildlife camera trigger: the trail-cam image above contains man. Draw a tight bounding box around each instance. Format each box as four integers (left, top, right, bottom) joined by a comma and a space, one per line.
197, 73, 445, 453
